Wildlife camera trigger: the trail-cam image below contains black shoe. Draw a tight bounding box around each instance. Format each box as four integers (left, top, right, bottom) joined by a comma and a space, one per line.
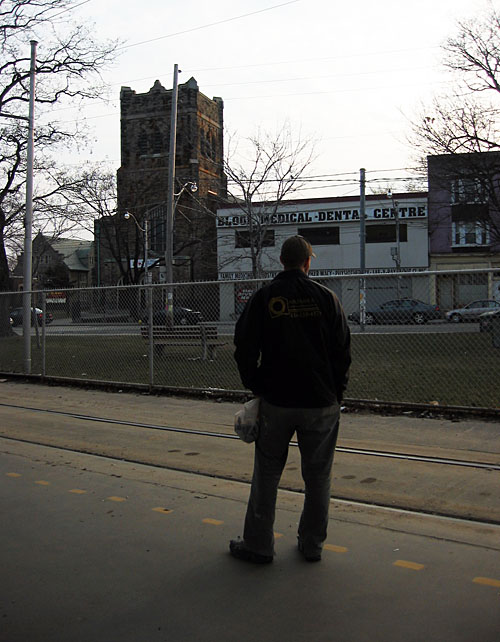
229, 539, 273, 564
298, 539, 322, 562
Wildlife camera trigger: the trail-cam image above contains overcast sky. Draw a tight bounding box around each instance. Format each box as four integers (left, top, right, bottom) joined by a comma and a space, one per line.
50, 0, 493, 199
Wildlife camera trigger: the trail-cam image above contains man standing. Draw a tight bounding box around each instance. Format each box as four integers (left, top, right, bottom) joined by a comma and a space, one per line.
230, 235, 351, 564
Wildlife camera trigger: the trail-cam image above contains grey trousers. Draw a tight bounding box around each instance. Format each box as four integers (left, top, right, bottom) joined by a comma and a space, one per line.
242, 399, 341, 557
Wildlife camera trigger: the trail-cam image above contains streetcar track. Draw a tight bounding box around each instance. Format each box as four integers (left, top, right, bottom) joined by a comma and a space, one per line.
2, 431, 500, 530
1, 402, 500, 472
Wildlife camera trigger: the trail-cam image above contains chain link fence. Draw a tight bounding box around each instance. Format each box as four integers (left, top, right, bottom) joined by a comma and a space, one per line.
1, 268, 499, 410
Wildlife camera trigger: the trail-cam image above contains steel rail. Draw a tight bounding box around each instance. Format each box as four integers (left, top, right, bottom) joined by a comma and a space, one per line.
1, 402, 500, 472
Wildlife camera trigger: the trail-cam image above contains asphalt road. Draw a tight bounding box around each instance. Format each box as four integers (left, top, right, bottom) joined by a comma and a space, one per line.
13, 319, 482, 336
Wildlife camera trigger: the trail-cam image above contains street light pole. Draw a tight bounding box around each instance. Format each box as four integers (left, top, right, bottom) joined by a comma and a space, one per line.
124, 211, 153, 387
23, 40, 37, 374
124, 212, 149, 284
387, 189, 401, 298
359, 168, 366, 332
165, 64, 179, 325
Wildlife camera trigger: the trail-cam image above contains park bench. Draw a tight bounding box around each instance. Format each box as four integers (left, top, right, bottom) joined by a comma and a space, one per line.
140, 323, 227, 360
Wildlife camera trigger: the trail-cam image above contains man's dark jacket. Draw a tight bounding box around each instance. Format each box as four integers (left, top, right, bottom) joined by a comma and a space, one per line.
234, 269, 351, 408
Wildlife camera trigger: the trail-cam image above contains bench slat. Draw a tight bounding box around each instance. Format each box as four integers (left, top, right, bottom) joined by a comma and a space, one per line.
140, 324, 226, 360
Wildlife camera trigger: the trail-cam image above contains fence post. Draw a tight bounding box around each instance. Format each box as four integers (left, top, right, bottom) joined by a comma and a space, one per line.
41, 292, 46, 379
148, 284, 154, 389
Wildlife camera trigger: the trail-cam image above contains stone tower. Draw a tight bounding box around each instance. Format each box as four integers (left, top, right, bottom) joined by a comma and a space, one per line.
117, 77, 225, 282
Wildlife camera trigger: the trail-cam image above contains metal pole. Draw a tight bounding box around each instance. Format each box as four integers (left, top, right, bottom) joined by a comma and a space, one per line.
165, 63, 179, 326
96, 222, 101, 287
388, 191, 401, 298
359, 168, 366, 332
23, 40, 37, 374
41, 292, 46, 379
148, 284, 154, 389
144, 217, 149, 284
395, 197, 401, 298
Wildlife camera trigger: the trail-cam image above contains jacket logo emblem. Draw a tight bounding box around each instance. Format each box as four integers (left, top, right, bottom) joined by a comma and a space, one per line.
269, 297, 289, 318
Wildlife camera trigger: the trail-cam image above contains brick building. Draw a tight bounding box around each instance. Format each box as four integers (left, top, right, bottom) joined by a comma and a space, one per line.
99, 77, 226, 286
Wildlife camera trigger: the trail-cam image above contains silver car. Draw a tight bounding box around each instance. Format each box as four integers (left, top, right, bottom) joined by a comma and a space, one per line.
446, 299, 500, 323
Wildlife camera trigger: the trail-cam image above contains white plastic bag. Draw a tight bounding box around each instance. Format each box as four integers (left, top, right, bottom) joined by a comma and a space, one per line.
234, 398, 260, 443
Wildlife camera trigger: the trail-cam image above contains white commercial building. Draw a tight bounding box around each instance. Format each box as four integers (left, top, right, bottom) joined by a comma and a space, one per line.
216, 193, 429, 320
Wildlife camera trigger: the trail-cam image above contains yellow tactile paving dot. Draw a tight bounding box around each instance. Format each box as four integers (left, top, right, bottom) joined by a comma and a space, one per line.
393, 560, 425, 571
6, 473, 21, 477
152, 507, 173, 514
35, 480, 50, 486
324, 544, 348, 553
107, 496, 127, 502
202, 518, 224, 525
68, 489, 87, 494
473, 577, 500, 588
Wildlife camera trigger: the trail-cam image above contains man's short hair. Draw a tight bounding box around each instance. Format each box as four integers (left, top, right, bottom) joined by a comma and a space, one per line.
280, 235, 316, 269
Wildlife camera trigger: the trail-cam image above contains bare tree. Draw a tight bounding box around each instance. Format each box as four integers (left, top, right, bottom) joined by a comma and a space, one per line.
409, 5, 500, 246
412, 6, 500, 154
0, 0, 119, 334
222, 125, 315, 278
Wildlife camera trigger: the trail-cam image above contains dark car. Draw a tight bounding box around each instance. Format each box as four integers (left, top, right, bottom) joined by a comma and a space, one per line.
10, 307, 53, 327
140, 305, 202, 326
479, 308, 500, 333
348, 298, 442, 325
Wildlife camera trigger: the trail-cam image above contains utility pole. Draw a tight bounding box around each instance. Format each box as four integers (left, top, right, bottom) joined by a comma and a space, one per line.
387, 189, 401, 298
23, 40, 37, 374
165, 63, 179, 326
359, 168, 366, 332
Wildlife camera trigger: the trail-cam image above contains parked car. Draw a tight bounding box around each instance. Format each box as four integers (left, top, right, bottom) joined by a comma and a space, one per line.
445, 300, 500, 323
10, 307, 53, 327
348, 298, 442, 325
139, 305, 202, 326
479, 308, 500, 333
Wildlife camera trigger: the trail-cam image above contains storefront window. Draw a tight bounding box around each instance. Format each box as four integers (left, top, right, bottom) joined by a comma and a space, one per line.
298, 226, 339, 245
366, 224, 407, 243
235, 230, 275, 248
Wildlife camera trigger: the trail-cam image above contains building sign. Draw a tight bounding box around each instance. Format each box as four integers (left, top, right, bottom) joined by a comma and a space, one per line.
46, 291, 66, 303
235, 287, 255, 303
129, 258, 159, 269
220, 267, 427, 280
217, 206, 427, 228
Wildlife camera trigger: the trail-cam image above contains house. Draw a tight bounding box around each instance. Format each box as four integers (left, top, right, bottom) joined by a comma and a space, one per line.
12, 233, 94, 290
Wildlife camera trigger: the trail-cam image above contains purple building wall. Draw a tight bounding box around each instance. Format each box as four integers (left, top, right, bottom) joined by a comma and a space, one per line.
428, 152, 500, 255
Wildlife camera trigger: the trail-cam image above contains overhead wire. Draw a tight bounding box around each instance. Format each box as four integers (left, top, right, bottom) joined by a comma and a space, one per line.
116, 0, 301, 51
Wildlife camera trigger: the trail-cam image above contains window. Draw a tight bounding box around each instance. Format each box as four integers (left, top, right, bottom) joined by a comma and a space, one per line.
452, 220, 490, 247
366, 224, 407, 243
235, 230, 275, 248
149, 206, 166, 253
137, 129, 148, 155
151, 126, 164, 155
451, 178, 486, 204
298, 227, 339, 245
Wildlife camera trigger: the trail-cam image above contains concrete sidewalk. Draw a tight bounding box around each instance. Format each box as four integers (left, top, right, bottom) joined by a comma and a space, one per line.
1, 438, 500, 642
